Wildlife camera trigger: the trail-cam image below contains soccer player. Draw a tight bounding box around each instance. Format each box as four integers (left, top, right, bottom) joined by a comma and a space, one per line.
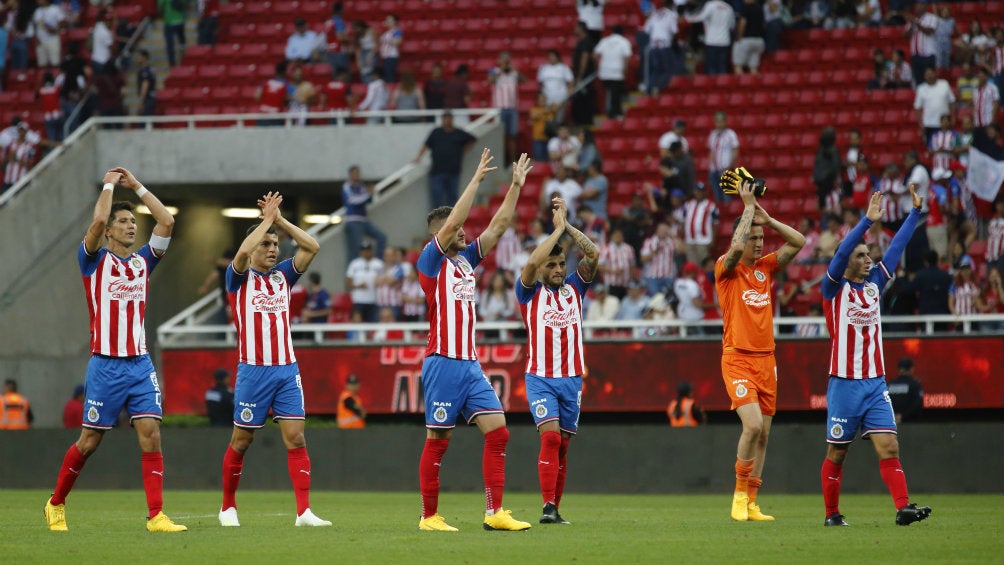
716, 180, 805, 522
819, 186, 932, 527
45, 167, 186, 532
417, 149, 533, 532
515, 197, 598, 525
218, 191, 331, 528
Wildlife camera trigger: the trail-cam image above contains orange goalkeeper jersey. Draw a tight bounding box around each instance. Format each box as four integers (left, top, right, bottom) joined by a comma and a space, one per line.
715, 252, 779, 353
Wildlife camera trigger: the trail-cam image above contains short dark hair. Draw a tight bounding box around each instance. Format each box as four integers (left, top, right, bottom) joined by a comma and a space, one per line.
245, 223, 278, 237
308, 272, 321, 284
549, 244, 563, 257
427, 206, 452, 228
108, 201, 134, 224
732, 216, 764, 232
275, 60, 288, 77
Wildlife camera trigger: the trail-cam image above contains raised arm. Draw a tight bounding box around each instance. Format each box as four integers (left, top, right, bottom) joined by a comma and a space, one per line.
822, 191, 881, 297
881, 183, 923, 271
480, 152, 533, 253
114, 167, 175, 253
566, 222, 599, 282
84, 169, 123, 253
434, 148, 496, 249
520, 197, 567, 287
722, 181, 758, 273
754, 202, 806, 267
276, 212, 320, 273
233, 192, 282, 274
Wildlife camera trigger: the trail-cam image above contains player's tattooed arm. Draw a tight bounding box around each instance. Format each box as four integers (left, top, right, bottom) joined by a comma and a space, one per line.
723, 206, 753, 272
567, 224, 599, 282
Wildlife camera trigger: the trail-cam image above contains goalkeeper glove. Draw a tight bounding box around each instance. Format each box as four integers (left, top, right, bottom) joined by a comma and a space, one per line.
719, 166, 768, 197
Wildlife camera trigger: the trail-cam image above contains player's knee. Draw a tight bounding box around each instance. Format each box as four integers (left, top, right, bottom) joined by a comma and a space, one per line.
76, 431, 103, 456
283, 430, 306, 448
742, 420, 764, 438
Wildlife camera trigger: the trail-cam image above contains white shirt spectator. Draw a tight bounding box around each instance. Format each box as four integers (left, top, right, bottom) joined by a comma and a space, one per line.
32, 4, 64, 41
708, 128, 740, 170
658, 130, 689, 154
544, 176, 584, 217
586, 290, 620, 322
593, 33, 633, 80
577, 0, 605, 33
537, 62, 574, 105
914, 78, 956, 128
897, 164, 930, 214
346, 256, 384, 305
644, 7, 679, 48
358, 78, 390, 111
286, 29, 321, 61
548, 134, 582, 169
686, 0, 735, 47
91, 21, 114, 65
856, 0, 881, 25
673, 277, 704, 322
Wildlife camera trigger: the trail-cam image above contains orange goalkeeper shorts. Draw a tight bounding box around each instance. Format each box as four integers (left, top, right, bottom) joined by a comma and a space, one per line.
721, 351, 777, 416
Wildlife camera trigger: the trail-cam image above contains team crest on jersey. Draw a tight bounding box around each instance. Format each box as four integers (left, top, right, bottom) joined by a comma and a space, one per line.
865, 287, 877, 297
559, 286, 571, 297
87, 406, 99, 422
456, 257, 472, 274
271, 272, 283, 284
753, 269, 766, 282
433, 406, 448, 423
830, 424, 844, 438
240, 407, 254, 423
735, 384, 748, 398
130, 257, 143, 270
535, 404, 549, 418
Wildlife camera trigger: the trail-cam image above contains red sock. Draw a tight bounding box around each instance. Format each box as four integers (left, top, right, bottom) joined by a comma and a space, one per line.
419, 438, 449, 519
734, 457, 754, 494
141, 452, 164, 519
821, 458, 843, 516
879, 457, 909, 510
286, 447, 311, 515
51, 444, 88, 506
483, 427, 509, 515
748, 475, 763, 504
221, 446, 245, 510
555, 436, 570, 507
538, 431, 561, 505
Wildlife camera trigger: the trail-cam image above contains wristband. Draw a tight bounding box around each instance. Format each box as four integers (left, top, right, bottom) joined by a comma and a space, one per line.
149, 234, 171, 251
136, 186, 149, 198
102, 183, 114, 191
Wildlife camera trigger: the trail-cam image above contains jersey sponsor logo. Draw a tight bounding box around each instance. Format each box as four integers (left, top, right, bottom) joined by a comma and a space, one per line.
753, 269, 766, 282
240, 407, 254, 422
87, 399, 104, 406
107, 279, 146, 302
830, 417, 848, 423
250, 290, 289, 313
542, 306, 577, 329
830, 423, 844, 438
845, 304, 880, 327
451, 279, 476, 301
433, 406, 448, 423
735, 384, 748, 398
87, 406, 99, 422
535, 403, 549, 418
741, 289, 771, 308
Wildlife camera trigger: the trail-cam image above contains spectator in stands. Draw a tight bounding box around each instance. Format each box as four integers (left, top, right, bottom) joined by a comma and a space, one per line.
949, 256, 980, 319
577, 0, 605, 45
390, 70, 425, 123
197, 0, 219, 45
905, 3, 938, 84
793, 217, 820, 264
866, 48, 890, 90
157, 0, 186, 67
134, 49, 157, 116
659, 118, 690, 158
255, 61, 292, 126
623, 189, 656, 251
542, 165, 583, 219
856, 0, 881, 27
300, 273, 332, 324
353, 20, 377, 83
571, 20, 597, 126
793, 303, 825, 336
289, 65, 318, 125
320, 2, 349, 79
37, 72, 63, 142
661, 141, 696, 196
442, 64, 471, 117
205, 369, 234, 427
915, 68, 956, 145
423, 63, 448, 111
412, 110, 476, 210
0, 378, 31, 428
816, 214, 842, 262
933, 5, 953, 69
593, 25, 632, 118
580, 160, 609, 221
977, 267, 1004, 331
733, 0, 765, 76
1, 122, 35, 192
640, 222, 680, 296
489, 51, 525, 164
954, 20, 990, 68
342, 164, 387, 262
577, 204, 608, 245
58, 41, 90, 132
548, 125, 582, 172
113, 14, 138, 70
641, 290, 676, 335
972, 66, 1000, 131
681, 186, 718, 263
62, 384, 85, 429
674, 261, 711, 333
586, 283, 619, 322
537, 49, 574, 108
0, 4, 9, 82
599, 228, 635, 299
90, 8, 114, 74
909, 250, 953, 321
850, 154, 876, 211
321, 69, 353, 111
899, 151, 932, 271
813, 126, 841, 212
378, 14, 402, 83
357, 67, 389, 123
842, 128, 863, 195
763, 0, 785, 53
94, 61, 126, 122
286, 17, 321, 63
887, 48, 913, 89
707, 110, 739, 202
32, 0, 64, 68
617, 280, 649, 320
401, 267, 425, 322
644, 0, 680, 95
480, 270, 516, 324
8, 3, 29, 70
991, 27, 1004, 89
877, 162, 903, 223
987, 199, 1004, 275
576, 128, 600, 173
955, 62, 977, 110
686, 0, 734, 75
887, 358, 923, 423
375, 247, 409, 321
530, 93, 558, 162
346, 240, 383, 322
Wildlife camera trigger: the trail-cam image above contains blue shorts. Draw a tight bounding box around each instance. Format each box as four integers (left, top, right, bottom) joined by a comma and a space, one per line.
421, 355, 503, 429
83, 354, 162, 429
233, 362, 305, 428
825, 376, 897, 444
499, 108, 519, 136
525, 374, 582, 435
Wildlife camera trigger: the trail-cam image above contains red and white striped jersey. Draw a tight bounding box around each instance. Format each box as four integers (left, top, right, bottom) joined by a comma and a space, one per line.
401, 278, 426, 317
375, 262, 410, 307
640, 235, 677, 279
993, 46, 1004, 75
78, 242, 161, 357
879, 178, 904, 222
38, 84, 62, 121
973, 83, 1000, 127
3, 140, 35, 185
951, 280, 980, 315
516, 272, 590, 378
986, 217, 1004, 261
824, 276, 889, 379
417, 237, 484, 360
929, 129, 956, 170
599, 241, 635, 286
494, 227, 520, 271
226, 259, 303, 366
907, 12, 938, 56
825, 189, 843, 215
708, 128, 739, 171
682, 199, 718, 244
491, 69, 520, 110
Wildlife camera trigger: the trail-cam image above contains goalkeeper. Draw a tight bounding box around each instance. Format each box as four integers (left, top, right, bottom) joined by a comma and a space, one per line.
714, 177, 805, 522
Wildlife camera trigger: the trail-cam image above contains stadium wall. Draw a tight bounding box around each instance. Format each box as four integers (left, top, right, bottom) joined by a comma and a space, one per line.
3, 423, 1000, 493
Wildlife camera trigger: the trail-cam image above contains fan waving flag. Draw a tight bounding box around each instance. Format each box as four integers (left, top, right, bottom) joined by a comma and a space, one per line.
967, 147, 1004, 202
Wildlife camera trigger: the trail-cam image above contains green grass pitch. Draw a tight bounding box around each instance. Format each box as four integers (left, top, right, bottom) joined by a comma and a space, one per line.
4, 490, 1002, 565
